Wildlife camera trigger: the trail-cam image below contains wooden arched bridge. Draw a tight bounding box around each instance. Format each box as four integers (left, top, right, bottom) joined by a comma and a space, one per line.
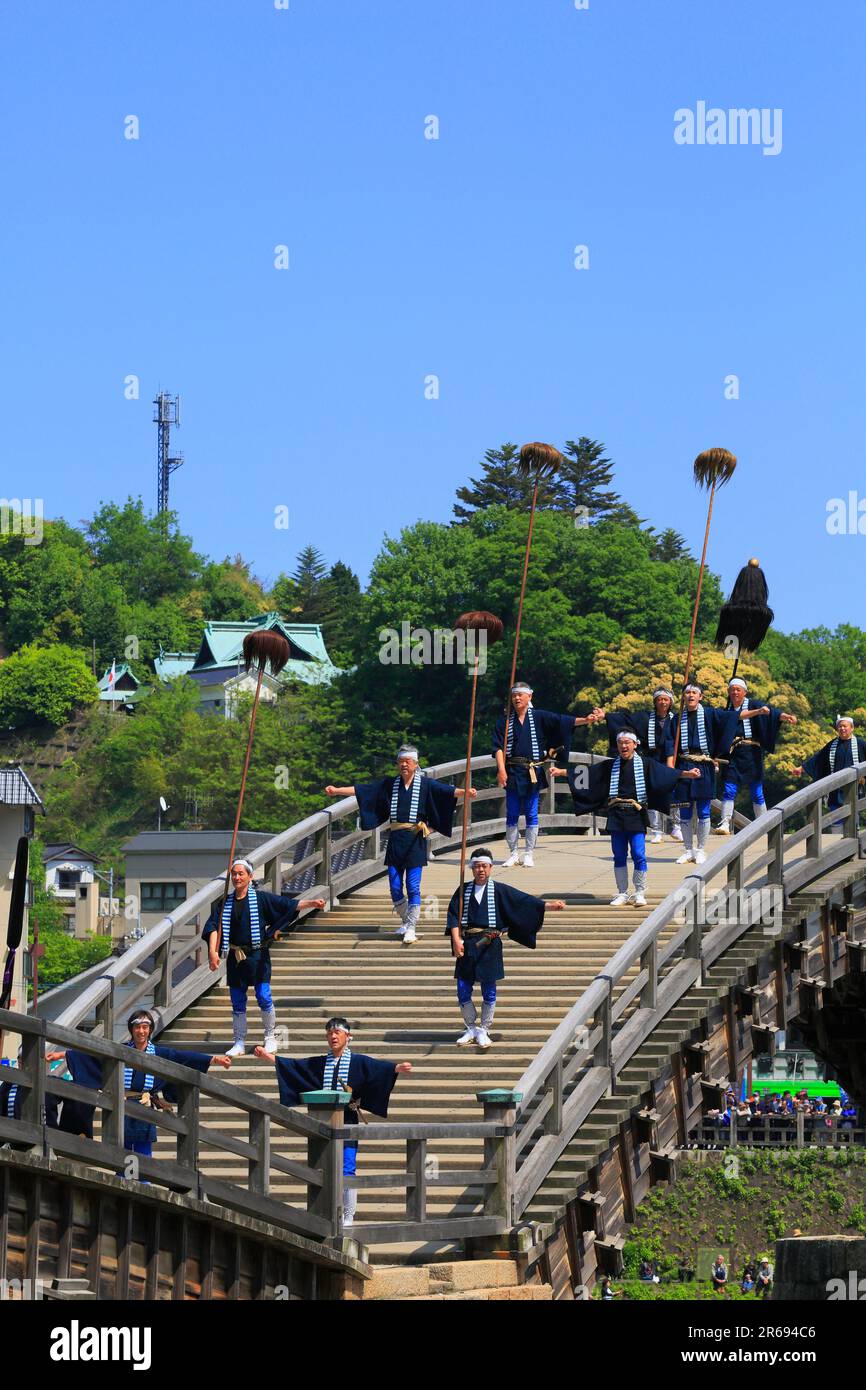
2, 753, 865, 1299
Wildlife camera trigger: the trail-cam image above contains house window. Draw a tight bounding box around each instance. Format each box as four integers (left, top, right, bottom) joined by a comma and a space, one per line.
141, 882, 187, 914
57, 870, 81, 891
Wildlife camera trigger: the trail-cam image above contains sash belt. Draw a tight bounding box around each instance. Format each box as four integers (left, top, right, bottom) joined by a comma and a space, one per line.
679, 753, 728, 766
607, 797, 644, 811
507, 752, 559, 785
463, 927, 502, 939
731, 738, 762, 749
389, 821, 430, 837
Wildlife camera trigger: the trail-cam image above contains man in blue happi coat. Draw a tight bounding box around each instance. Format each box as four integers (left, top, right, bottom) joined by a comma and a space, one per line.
493, 682, 603, 868
256, 1016, 412, 1228
445, 848, 565, 1048
672, 684, 742, 866
568, 729, 700, 905
794, 715, 866, 834
203, 859, 325, 1056
599, 687, 682, 844
713, 677, 798, 835
326, 744, 474, 944
49, 1010, 232, 1160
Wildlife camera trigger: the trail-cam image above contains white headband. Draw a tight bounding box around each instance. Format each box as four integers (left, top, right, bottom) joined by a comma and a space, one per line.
397, 745, 419, 761
684, 683, 703, 695
470, 854, 493, 865
231, 858, 254, 874
836, 715, 855, 727
511, 683, 533, 694
616, 731, 640, 746
653, 688, 674, 702
728, 678, 748, 691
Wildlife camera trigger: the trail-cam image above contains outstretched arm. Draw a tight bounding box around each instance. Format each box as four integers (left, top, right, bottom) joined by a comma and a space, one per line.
325, 785, 354, 797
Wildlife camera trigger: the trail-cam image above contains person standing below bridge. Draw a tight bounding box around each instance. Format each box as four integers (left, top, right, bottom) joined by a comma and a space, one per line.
597, 687, 682, 845
493, 682, 604, 868
672, 684, 741, 866
567, 730, 699, 906
325, 745, 474, 945
203, 859, 326, 1056
256, 1017, 412, 1229
446, 848, 566, 1048
712, 678, 797, 835
793, 716, 866, 833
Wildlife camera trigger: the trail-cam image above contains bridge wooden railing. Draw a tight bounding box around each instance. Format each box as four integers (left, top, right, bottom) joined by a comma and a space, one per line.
508, 761, 866, 1222
32, 755, 865, 1247
0, 1007, 513, 1247
49, 750, 646, 1040
697, 1116, 866, 1149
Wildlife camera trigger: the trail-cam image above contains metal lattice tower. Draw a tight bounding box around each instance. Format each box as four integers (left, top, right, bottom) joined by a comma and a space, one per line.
153, 391, 184, 513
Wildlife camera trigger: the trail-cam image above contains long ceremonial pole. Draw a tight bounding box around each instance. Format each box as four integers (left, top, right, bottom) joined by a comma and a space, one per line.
672, 480, 718, 761
458, 652, 481, 895
220, 664, 265, 912
504, 475, 539, 753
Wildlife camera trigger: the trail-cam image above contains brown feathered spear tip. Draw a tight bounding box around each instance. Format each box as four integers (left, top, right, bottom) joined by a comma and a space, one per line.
518, 442, 564, 479
454, 610, 504, 642
693, 447, 737, 490
242, 629, 291, 677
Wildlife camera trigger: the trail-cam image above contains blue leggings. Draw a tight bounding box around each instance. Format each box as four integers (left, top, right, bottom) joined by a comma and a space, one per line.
343, 1144, 357, 1177
680, 800, 711, 821
610, 831, 647, 872
388, 864, 423, 906
456, 978, 497, 1005
724, 779, 765, 805
229, 983, 273, 1011
505, 788, 539, 827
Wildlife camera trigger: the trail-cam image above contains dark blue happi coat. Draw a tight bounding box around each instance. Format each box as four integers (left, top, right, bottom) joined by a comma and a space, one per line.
674, 705, 740, 803
0, 1078, 59, 1128
273, 1053, 398, 1149
445, 879, 546, 985
65, 1046, 213, 1147
804, 734, 866, 781
354, 774, 457, 871
605, 709, 676, 763
569, 755, 683, 833
492, 709, 575, 795
201, 888, 300, 989
724, 700, 783, 787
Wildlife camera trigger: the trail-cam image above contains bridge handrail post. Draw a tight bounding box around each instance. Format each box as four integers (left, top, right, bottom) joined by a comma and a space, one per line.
303, 1091, 349, 1237
248, 1108, 271, 1196
154, 927, 173, 1010
843, 774, 860, 851
322, 812, 334, 909
543, 1058, 564, 1134
806, 799, 822, 860
477, 1090, 521, 1225
640, 938, 658, 1009
405, 1137, 428, 1223
19, 1016, 46, 1136
176, 1079, 200, 1187
796, 1110, 805, 1149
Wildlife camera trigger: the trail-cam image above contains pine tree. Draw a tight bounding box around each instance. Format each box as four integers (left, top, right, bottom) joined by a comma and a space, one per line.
558, 439, 622, 520
651, 528, 691, 562
289, 545, 328, 621
453, 444, 568, 519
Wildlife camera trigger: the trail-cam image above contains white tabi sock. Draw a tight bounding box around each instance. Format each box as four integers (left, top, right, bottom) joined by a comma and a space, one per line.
505, 825, 519, 854
524, 825, 539, 852
405, 904, 421, 930
648, 810, 662, 833
720, 799, 734, 827
460, 1000, 478, 1029
614, 864, 629, 895
393, 898, 408, 923
232, 1011, 247, 1046
752, 801, 767, 819
480, 1000, 495, 1030
697, 818, 711, 851
633, 869, 647, 895
681, 818, 693, 852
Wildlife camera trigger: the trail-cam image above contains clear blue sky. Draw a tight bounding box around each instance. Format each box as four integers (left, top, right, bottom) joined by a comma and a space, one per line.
2, 0, 863, 633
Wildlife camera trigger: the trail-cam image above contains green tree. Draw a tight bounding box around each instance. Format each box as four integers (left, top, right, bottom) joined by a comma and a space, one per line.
85, 498, 202, 605
0, 644, 99, 726
453, 443, 569, 519
558, 438, 622, 520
